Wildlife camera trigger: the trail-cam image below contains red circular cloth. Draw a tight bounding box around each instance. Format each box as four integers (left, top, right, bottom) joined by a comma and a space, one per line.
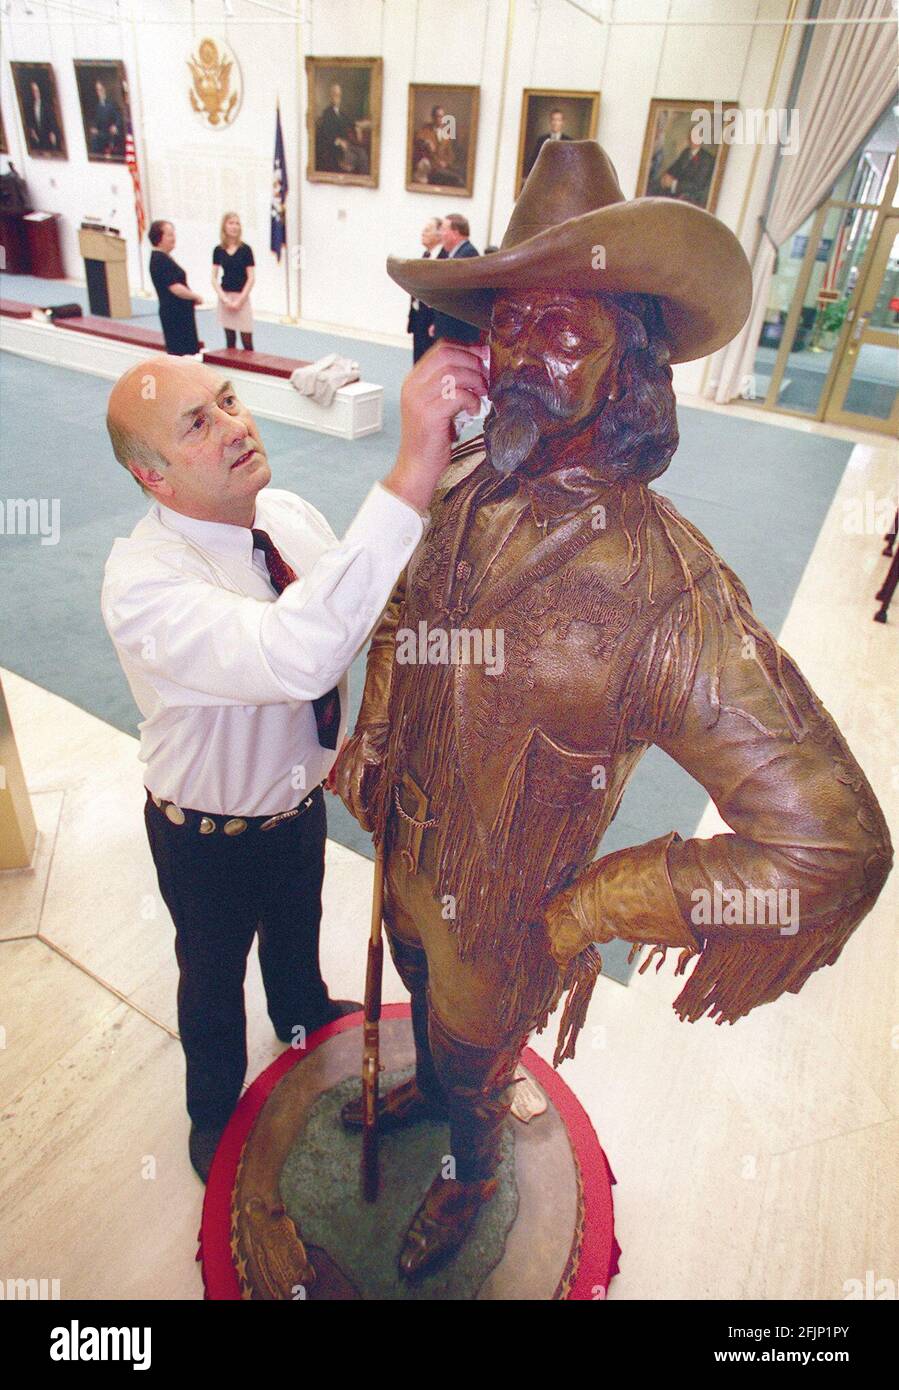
197, 1002, 621, 1300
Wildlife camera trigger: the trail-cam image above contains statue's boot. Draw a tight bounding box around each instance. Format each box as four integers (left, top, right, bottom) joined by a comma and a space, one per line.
341, 935, 448, 1133
398, 1009, 523, 1284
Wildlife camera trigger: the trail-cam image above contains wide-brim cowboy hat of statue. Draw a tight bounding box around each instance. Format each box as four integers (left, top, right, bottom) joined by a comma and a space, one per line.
387, 139, 752, 364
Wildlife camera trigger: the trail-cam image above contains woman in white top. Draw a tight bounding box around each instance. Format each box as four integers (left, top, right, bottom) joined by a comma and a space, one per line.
211, 211, 256, 351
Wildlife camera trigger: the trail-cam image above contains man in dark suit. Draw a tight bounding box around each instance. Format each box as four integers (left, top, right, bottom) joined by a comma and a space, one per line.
655, 126, 716, 208
526, 108, 571, 178
407, 216, 442, 362
315, 82, 355, 173
25, 79, 62, 153
88, 79, 124, 157
429, 214, 481, 346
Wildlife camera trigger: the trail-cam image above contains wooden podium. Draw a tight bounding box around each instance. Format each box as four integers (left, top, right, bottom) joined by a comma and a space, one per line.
78, 227, 131, 318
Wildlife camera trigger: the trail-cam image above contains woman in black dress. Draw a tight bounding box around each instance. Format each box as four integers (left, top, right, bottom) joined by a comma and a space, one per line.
211, 212, 255, 351
148, 220, 202, 356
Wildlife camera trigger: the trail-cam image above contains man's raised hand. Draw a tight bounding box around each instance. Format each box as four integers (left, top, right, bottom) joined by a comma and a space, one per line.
383, 341, 488, 514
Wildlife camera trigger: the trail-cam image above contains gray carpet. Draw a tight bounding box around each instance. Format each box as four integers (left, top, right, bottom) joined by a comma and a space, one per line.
0, 295, 853, 982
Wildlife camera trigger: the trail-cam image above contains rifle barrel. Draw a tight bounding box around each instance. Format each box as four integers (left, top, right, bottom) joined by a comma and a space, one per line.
360, 848, 385, 1203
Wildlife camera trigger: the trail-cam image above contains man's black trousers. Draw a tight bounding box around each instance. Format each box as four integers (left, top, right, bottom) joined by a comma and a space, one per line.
144, 787, 329, 1128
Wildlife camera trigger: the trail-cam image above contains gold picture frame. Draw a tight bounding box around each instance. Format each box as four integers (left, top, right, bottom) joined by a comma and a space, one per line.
635, 98, 737, 213
74, 60, 133, 164
515, 88, 600, 195
406, 83, 480, 197
305, 56, 382, 188
11, 61, 68, 160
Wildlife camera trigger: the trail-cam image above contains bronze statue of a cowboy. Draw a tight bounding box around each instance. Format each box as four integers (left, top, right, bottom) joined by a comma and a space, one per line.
335, 141, 892, 1283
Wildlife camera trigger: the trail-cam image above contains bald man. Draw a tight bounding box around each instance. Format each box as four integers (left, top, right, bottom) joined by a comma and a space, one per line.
101, 347, 487, 1181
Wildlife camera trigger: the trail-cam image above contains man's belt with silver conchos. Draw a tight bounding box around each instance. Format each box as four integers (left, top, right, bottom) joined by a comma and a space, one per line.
146, 782, 324, 836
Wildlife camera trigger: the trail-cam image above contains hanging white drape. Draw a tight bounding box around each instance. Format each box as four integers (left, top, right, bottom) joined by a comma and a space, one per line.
706, 0, 898, 404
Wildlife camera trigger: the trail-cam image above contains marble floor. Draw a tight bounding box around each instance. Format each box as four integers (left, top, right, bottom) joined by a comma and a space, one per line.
0, 416, 896, 1302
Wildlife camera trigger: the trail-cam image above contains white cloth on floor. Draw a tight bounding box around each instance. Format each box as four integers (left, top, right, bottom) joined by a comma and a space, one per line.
290, 352, 359, 407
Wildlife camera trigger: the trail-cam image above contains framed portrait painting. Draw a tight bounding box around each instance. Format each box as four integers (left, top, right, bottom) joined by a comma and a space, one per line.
636, 98, 737, 214
515, 89, 599, 195
406, 83, 479, 197
11, 62, 67, 159
74, 60, 133, 163
306, 56, 382, 187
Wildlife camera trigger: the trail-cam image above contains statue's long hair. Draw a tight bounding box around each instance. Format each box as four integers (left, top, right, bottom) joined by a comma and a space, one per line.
592, 291, 679, 483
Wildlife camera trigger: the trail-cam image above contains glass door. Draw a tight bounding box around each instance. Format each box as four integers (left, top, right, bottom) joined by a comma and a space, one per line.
824, 214, 899, 434
747, 103, 898, 426
755, 201, 881, 417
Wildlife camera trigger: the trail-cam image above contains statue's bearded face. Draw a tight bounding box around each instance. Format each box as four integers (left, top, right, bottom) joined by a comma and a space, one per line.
485, 288, 621, 477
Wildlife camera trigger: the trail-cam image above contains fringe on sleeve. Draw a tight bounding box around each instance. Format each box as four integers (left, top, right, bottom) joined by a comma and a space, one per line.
617, 491, 893, 1024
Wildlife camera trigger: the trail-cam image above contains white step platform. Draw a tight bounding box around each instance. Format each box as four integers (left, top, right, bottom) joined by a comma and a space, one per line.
0, 313, 383, 440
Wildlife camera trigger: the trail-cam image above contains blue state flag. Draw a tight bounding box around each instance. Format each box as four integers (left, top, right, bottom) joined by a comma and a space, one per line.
271, 105, 288, 261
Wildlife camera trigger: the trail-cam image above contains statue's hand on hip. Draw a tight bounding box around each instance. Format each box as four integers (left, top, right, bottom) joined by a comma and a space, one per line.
543, 884, 614, 969
333, 723, 389, 832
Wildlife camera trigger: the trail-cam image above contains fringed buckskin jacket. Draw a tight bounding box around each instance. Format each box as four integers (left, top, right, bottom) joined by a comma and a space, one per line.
355, 435, 892, 1064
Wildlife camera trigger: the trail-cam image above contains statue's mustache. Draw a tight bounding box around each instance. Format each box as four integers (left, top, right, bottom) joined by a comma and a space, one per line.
490, 374, 578, 420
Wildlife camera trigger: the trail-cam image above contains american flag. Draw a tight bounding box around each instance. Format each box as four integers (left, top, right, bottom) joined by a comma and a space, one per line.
125, 120, 146, 242
271, 104, 288, 260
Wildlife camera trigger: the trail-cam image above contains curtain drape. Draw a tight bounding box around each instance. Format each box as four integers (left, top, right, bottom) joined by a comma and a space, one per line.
706, 0, 898, 404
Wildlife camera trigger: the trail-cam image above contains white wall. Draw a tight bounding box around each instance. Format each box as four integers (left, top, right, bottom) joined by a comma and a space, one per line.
1, 0, 803, 392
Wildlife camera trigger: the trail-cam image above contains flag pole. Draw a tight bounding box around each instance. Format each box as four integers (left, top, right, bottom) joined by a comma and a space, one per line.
294, 1, 304, 326
283, 230, 291, 321
126, 7, 153, 299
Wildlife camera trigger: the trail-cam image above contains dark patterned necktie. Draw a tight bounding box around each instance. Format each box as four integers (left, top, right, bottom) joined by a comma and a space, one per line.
251, 527, 341, 749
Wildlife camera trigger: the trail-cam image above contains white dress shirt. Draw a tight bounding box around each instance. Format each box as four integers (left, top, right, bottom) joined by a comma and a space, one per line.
101, 481, 424, 816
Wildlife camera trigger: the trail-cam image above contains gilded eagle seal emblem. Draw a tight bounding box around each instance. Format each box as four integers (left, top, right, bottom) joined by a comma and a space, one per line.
187, 37, 241, 129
